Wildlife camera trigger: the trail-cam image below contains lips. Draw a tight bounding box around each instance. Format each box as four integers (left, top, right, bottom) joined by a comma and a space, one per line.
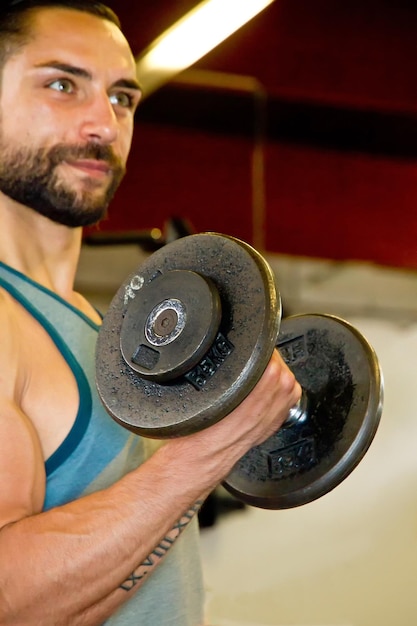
66, 159, 113, 177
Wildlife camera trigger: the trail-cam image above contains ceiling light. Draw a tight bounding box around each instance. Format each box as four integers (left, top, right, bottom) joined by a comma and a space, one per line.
136, 0, 275, 96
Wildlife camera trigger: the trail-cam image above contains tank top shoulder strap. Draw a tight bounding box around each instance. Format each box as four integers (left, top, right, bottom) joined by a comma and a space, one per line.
0, 260, 101, 360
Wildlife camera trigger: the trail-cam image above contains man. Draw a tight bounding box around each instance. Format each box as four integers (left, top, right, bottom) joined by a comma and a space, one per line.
0, 1, 301, 624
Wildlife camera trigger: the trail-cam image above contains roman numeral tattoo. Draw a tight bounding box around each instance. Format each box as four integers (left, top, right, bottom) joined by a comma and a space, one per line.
120, 501, 203, 591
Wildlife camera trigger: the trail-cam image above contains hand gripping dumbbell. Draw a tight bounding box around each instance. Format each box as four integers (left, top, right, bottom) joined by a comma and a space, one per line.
95, 233, 383, 509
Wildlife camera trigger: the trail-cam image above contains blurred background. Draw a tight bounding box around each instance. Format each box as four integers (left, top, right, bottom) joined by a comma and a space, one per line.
76, 1, 417, 624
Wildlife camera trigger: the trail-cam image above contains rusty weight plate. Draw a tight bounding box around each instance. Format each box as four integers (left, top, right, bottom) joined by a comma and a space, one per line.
223, 314, 384, 509
95, 232, 281, 437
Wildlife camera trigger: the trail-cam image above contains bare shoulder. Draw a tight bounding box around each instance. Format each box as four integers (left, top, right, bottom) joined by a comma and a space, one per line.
0, 287, 46, 525
0, 288, 24, 390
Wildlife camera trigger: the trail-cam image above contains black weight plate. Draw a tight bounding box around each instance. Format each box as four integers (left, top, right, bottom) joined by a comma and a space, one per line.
223, 314, 383, 509
95, 232, 281, 437
119, 269, 222, 382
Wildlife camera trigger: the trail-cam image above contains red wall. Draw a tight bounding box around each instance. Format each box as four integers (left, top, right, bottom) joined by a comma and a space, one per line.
93, 0, 417, 270
265, 144, 417, 267
97, 121, 417, 269
104, 123, 254, 241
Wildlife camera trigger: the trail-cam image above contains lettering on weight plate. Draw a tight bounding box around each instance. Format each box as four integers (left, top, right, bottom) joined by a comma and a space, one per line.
185, 332, 234, 390
124, 275, 145, 306
267, 437, 316, 479
120, 501, 203, 592
278, 334, 307, 366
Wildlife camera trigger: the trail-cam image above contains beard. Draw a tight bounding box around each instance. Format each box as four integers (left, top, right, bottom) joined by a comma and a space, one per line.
0, 140, 126, 227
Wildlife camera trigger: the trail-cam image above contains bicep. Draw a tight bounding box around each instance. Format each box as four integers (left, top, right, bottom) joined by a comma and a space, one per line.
0, 398, 45, 527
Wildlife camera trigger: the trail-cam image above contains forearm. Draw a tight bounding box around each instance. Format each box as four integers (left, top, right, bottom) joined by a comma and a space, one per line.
0, 443, 212, 626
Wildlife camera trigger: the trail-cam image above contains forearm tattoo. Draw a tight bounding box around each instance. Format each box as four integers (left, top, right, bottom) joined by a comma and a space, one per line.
120, 501, 203, 591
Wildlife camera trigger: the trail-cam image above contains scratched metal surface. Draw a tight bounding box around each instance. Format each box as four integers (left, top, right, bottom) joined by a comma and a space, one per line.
95, 233, 281, 438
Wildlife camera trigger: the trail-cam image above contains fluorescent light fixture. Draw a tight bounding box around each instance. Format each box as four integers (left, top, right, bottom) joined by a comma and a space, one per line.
136, 0, 275, 96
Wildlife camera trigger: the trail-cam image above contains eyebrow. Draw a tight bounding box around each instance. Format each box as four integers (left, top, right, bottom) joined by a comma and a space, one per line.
34, 61, 142, 92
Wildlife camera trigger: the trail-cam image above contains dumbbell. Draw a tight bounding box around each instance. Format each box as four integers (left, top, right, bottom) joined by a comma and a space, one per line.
95, 233, 383, 509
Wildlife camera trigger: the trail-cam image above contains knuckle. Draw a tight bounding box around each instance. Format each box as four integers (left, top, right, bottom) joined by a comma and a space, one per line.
279, 366, 297, 393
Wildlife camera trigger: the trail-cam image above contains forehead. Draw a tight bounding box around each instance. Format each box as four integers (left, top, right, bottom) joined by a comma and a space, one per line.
17, 7, 137, 77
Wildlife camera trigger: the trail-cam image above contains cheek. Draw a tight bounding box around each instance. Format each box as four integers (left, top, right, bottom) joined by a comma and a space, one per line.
3, 102, 61, 146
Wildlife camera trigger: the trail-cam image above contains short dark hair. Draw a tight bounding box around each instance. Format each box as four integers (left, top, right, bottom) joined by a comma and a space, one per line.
0, 1, 121, 69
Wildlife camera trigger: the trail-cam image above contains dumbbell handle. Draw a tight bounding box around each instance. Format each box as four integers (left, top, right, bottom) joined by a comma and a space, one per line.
286, 392, 309, 426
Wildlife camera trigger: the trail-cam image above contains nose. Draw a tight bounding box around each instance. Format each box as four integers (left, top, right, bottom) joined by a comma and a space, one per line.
79, 91, 119, 144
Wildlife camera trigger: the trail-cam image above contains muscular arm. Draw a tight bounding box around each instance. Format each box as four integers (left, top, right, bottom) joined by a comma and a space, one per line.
0, 427, 211, 625
0, 297, 300, 625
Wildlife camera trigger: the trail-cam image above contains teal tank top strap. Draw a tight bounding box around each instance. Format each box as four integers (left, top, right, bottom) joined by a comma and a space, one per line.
0, 260, 145, 509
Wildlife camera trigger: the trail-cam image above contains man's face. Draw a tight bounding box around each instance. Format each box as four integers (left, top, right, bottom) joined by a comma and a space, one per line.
0, 7, 142, 227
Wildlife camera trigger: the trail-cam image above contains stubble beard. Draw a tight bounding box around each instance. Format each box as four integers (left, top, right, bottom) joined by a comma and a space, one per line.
0, 140, 126, 227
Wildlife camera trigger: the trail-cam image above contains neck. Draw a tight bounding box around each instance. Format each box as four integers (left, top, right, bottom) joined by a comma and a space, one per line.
0, 197, 84, 301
